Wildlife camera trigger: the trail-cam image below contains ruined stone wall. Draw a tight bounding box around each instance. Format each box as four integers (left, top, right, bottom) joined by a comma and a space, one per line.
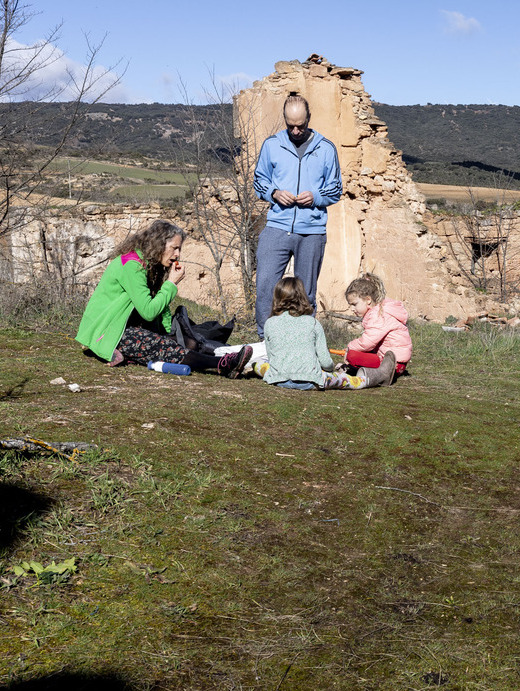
1, 202, 244, 312
236, 57, 494, 320
427, 211, 520, 298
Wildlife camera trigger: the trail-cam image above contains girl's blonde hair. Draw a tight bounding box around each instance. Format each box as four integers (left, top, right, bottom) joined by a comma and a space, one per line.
345, 273, 386, 304
271, 276, 313, 317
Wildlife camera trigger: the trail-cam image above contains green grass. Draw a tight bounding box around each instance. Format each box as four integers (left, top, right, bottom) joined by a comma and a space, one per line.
1, 318, 520, 689
47, 158, 197, 185
110, 184, 187, 200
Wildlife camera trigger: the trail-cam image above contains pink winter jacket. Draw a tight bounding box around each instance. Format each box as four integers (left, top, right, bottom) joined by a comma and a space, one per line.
347, 298, 412, 364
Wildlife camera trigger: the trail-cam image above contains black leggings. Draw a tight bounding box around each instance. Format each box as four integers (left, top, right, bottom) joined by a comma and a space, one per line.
180, 350, 220, 371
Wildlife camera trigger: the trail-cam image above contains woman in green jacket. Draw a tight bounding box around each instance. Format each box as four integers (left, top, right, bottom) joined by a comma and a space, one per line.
76, 220, 252, 378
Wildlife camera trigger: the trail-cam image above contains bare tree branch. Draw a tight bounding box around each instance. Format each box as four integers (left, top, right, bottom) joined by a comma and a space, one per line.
0, 0, 126, 241
174, 72, 269, 318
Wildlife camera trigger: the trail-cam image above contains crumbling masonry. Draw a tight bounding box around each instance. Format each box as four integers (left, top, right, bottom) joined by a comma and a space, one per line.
236, 57, 488, 319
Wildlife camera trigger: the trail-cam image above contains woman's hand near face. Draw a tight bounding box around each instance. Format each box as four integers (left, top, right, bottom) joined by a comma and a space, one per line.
168, 261, 185, 285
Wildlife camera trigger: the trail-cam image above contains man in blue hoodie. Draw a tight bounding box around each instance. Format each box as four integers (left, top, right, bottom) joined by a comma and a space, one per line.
253, 95, 342, 338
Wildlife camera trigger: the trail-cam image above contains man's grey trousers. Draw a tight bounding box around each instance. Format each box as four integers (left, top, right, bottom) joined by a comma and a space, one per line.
255, 225, 327, 338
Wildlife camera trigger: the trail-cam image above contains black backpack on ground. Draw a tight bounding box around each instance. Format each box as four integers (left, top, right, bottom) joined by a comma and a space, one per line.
170, 305, 235, 354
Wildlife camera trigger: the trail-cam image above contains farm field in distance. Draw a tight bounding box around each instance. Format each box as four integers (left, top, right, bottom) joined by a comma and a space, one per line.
47, 159, 195, 184
42, 158, 197, 204
417, 182, 520, 203
39, 157, 520, 208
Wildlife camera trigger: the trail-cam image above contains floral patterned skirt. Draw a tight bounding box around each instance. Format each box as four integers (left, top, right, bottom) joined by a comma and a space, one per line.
117, 326, 188, 366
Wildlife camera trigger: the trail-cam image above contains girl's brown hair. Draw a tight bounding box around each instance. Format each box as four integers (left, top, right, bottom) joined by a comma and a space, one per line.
270, 276, 313, 317
114, 220, 186, 295
345, 272, 386, 304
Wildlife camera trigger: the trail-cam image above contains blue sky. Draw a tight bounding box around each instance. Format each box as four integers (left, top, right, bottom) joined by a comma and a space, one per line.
11, 0, 520, 105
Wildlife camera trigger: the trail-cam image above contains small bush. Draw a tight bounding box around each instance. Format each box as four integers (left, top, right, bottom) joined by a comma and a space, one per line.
0, 280, 88, 331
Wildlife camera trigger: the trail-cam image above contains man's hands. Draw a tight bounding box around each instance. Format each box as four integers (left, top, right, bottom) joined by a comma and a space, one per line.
272, 189, 296, 206
295, 190, 314, 207
272, 189, 314, 207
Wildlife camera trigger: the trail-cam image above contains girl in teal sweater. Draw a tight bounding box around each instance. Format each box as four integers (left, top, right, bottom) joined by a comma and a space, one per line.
262, 277, 334, 390
76, 220, 251, 378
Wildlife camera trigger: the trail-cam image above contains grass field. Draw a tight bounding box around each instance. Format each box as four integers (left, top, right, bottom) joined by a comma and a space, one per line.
1, 305, 520, 690
47, 159, 196, 185
43, 159, 196, 204
110, 184, 187, 201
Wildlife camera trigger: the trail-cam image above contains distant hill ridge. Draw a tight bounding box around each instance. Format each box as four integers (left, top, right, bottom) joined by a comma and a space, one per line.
373, 103, 520, 171
2, 101, 519, 187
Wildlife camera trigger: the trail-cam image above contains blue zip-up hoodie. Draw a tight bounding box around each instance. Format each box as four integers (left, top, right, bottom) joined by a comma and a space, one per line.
253, 129, 342, 234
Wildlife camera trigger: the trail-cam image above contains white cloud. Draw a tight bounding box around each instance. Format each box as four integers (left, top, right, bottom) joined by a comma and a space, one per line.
159, 72, 178, 103
217, 72, 256, 95
441, 10, 482, 36
0, 38, 132, 103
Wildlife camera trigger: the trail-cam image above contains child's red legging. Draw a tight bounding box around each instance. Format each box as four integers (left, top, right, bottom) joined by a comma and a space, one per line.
346, 349, 407, 375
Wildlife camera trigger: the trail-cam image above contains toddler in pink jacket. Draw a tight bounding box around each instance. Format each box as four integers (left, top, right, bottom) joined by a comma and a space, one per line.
323, 273, 411, 389
345, 273, 412, 378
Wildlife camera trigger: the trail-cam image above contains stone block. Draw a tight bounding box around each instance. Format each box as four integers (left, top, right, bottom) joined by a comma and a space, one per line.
330, 67, 356, 78
349, 79, 365, 93
361, 139, 390, 175
365, 179, 383, 194
274, 60, 302, 75
308, 64, 329, 78
339, 145, 360, 173
339, 96, 361, 146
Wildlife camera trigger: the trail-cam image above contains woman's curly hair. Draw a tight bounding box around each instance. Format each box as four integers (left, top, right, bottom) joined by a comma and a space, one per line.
270, 276, 313, 317
114, 220, 186, 295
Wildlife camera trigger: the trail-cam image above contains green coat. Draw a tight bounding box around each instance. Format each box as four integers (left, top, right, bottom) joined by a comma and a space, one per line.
76, 251, 177, 361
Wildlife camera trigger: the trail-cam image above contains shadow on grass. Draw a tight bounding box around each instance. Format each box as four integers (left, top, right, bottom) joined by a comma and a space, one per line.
0, 483, 53, 554
0, 672, 134, 690
0, 378, 30, 401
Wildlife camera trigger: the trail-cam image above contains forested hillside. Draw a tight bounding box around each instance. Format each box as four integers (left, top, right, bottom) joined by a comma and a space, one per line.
2, 101, 519, 187
0, 102, 228, 162
373, 103, 520, 187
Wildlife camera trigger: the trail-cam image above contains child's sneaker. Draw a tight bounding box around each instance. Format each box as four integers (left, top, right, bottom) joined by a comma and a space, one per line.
252, 361, 270, 378
217, 345, 253, 379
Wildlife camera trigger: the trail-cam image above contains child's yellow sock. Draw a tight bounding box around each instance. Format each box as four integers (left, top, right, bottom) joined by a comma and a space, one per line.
253, 361, 270, 378
323, 372, 365, 390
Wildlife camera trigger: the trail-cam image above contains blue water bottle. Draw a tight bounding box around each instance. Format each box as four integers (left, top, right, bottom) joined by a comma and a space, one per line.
147, 361, 191, 376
